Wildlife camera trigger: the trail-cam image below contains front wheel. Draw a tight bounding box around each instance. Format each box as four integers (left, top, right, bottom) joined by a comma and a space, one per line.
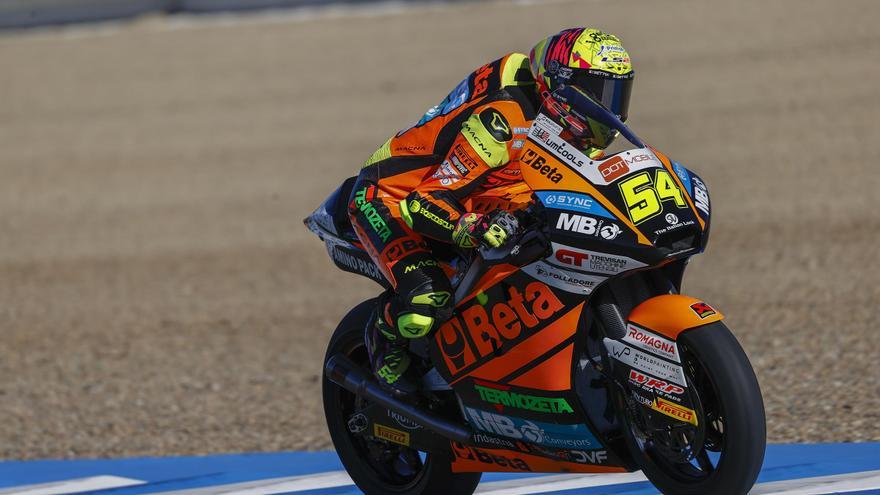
322, 299, 482, 495
620, 322, 766, 494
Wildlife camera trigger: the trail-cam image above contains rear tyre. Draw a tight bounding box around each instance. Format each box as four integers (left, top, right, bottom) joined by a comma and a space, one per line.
322, 299, 482, 495
620, 322, 766, 494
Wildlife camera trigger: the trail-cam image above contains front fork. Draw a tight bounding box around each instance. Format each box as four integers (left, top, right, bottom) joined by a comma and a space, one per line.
591, 271, 724, 462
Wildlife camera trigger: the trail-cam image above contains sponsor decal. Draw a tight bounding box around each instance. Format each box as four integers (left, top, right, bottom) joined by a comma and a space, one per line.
598, 155, 629, 182
653, 218, 696, 237
436, 280, 564, 376
690, 302, 716, 319
652, 397, 698, 425
472, 433, 517, 450
381, 238, 424, 264
521, 148, 564, 183
671, 161, 691, 194
353, 187, 392, 242
629, 369, 685, 395
403, 259, 438, 274
452, 442, 531, 471
463, 407, 600, 449
521, 260, 605, 294
450, 155, 470, 176
374, 424, 410, 446
665, 213, 679, 225
512, 139, 525, 149
452, 144, 480, 171
388, 410, 422, 430
535, 191, 615, 219
408, 200, 455, 231
480, 110, 513, 142
630, 390, 653, 407
604, 339, 687, 386
692, 176, 710, 216
623, 324, 680, 362
393, 144, 427, 153
597, 153, 655, 183
431, 160, 462, 186
329, 244, 385, 283
472, 63, 494, 100
416, 77, 470, 127
513, 127, 531, 135
555, 212, 623, 240
473, 380, 574, 414
530, 115, 588, 168
550, 242, 646, 275
569, 449, 608, 465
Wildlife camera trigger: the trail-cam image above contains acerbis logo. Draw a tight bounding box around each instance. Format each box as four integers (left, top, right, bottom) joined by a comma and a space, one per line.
436, 281, 563, 376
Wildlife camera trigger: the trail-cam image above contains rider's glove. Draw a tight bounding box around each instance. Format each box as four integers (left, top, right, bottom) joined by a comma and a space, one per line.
453, 210, 518, 249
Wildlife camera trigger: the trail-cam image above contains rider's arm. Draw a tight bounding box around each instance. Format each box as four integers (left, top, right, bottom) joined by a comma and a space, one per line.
398, 101, 527, 247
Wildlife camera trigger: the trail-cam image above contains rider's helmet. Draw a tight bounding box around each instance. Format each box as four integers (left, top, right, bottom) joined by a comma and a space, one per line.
529, 28, 634, 153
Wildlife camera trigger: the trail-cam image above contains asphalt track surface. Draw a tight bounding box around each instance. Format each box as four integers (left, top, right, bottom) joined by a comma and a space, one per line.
2, 444, 880, 494
0, 0, 878, 460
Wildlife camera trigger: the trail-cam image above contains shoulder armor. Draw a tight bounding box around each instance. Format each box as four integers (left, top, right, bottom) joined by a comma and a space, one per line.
501, 53, 535, 88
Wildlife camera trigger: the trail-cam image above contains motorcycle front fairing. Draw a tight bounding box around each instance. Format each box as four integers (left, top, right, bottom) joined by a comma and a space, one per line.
425, 87, 722, 473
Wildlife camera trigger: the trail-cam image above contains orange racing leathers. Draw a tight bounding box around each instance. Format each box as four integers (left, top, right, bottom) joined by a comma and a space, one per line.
348, 53, 538, 340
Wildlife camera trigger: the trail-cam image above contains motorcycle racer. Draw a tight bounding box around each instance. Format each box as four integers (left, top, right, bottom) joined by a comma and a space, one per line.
348, 27, 635, 392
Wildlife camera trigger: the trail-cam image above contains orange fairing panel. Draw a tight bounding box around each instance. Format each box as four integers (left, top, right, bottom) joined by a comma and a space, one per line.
450, 442, 628, 474
508, 342, 574, 391
628, 294, 724, 340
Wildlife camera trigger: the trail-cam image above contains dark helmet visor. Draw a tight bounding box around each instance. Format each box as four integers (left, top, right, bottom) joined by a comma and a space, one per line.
570, 70, 634, 122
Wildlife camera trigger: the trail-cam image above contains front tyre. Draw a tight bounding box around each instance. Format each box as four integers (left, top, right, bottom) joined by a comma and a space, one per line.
621, 322, 766, 495
322, 299, 482, 495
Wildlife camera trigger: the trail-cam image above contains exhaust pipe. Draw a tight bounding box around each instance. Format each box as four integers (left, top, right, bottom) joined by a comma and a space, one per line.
325, 354, 473, 444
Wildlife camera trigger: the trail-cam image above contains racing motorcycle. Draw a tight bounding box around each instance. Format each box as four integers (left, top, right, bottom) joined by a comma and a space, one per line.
306, 86, 766, 495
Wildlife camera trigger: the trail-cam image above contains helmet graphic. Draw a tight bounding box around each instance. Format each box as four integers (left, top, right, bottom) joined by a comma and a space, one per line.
529, 28, 634, 150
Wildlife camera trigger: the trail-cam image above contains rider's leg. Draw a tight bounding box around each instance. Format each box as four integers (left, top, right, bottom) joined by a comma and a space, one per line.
348, 179, 453, 390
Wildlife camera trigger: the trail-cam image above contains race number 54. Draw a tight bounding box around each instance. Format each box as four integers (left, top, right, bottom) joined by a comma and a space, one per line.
618, 170, 687, 224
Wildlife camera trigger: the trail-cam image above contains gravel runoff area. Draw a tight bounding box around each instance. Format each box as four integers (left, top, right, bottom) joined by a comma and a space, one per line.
0, 0, 878, 460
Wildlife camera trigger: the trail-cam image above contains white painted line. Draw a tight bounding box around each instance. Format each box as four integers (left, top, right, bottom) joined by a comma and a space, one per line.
475, 472, 649, 494
0, 476, 145, 495
751, 469, 880, 494
149, 471, 353, 495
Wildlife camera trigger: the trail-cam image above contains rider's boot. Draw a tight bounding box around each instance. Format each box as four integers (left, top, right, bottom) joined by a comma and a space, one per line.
367, 305, 418, 396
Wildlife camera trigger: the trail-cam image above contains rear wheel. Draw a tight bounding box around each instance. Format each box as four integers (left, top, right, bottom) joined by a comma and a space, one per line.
620, 322, 766, 494
322, 299, 482, 495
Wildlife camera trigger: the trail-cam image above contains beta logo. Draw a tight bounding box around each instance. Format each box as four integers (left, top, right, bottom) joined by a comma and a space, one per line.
521, 148, 564, 183
451, 442, 531, 471
436, 281, 564, 376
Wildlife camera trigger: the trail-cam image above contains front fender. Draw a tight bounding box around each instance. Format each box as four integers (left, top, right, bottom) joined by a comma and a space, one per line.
627, 294, 724, 340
